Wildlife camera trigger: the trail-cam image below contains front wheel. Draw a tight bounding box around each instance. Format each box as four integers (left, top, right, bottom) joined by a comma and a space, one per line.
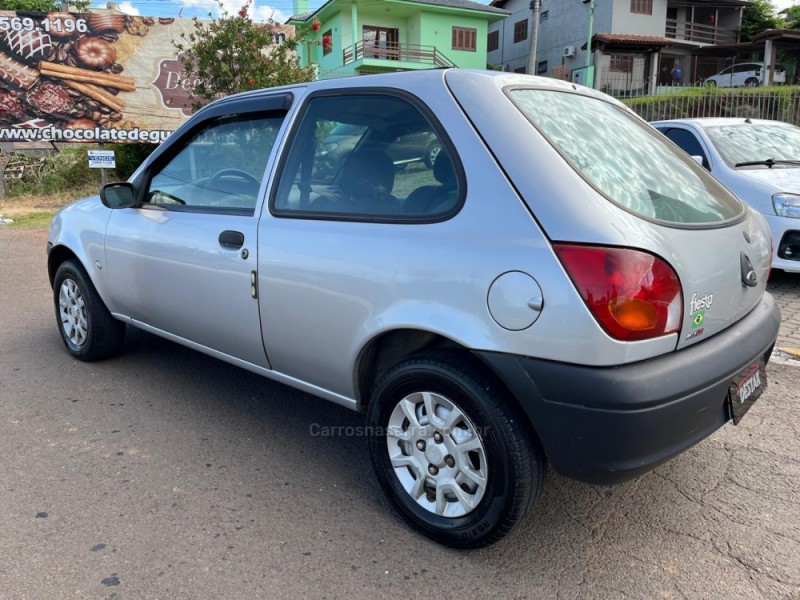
423, 142, 442, 168
53, 260, 125, 361
367, 352, 545, 548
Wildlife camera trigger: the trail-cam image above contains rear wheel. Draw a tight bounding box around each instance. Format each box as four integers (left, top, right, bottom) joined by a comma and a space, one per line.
745, 77, 760, 88
54, 260, 125, 361
367, 352, 545, 548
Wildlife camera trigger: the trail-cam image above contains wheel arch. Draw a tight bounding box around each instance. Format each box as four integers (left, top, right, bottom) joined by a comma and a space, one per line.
48, 244, 82, 287
354, 329, 462, 409
353, 329, 547, 454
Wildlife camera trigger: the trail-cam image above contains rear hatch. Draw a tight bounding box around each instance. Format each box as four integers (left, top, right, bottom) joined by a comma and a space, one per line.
445, 70, 771, 349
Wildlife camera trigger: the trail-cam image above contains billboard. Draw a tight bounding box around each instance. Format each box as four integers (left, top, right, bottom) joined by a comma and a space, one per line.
0, 11, 294, 144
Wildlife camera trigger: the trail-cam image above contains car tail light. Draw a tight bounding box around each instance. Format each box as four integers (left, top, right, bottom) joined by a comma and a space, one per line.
553, 244, 683, 341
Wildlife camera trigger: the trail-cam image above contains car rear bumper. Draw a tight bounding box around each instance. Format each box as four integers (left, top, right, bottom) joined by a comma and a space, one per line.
474, 292, 781, 485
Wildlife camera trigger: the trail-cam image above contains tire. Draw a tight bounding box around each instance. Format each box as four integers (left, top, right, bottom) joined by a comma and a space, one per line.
53, 259, 125, 361
745, 77, 759, 88
423, 142, 442, 168
367, 351, 545, 548
705, 80, 717, 89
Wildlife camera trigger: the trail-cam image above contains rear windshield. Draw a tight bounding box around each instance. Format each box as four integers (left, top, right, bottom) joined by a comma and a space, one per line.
508, 89, 743, 225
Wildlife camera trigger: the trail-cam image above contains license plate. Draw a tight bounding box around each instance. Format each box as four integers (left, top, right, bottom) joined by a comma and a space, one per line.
728, 359, 767, 425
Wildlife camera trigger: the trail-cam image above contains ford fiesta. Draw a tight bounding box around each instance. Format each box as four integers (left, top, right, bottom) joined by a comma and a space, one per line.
47, 69, 781, 548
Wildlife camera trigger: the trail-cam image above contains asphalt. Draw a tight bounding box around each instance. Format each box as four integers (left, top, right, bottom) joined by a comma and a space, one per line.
1, 227, 799, 600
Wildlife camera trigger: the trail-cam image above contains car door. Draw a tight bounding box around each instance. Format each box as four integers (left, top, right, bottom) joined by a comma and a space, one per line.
104, 101, 290, 367
262, 91, 464, 397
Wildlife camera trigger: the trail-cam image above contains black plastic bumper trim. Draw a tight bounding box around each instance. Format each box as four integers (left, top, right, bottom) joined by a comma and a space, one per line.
474, 292, 781, 485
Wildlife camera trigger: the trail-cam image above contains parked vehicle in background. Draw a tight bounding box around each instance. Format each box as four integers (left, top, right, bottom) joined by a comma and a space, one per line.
316, 123, 441, 181
653, 118, 800, 273
704, 62, 786, 88
47, 70, 780, 549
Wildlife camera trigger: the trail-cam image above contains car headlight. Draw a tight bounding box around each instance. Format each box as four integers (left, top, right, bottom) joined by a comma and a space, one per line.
772, 193, 800, 218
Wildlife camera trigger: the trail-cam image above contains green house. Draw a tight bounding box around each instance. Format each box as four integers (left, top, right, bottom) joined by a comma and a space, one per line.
288, 0, 509, 79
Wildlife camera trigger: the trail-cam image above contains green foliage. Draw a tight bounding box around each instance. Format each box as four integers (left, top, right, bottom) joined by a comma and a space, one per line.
740, 0, 781, 42
174, 0, 315, 110
3, 0, 60, 10
785, 6, 800, 29
7, 146, 100, 198
624, 85, 800, 125
114, 143, 155, 180
3, 0, 91, 14
6, 212, 55, 228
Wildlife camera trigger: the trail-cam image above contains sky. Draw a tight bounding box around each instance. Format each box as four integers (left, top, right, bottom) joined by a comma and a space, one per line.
85, 0, 800, 24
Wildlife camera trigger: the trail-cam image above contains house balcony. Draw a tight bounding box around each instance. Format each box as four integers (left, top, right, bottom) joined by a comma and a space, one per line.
341, 41, 456, 71
665, 19, 738, 45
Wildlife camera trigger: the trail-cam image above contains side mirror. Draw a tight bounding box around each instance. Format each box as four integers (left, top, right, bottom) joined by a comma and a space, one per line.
100, 182, 136, 209
690, 155, 709, 170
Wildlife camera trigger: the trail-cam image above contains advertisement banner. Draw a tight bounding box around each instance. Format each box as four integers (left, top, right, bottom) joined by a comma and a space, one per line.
0, 11, 294, 144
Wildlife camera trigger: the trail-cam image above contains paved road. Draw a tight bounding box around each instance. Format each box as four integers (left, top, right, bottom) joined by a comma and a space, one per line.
1, 228, 799, 600
768, 270, 800, 351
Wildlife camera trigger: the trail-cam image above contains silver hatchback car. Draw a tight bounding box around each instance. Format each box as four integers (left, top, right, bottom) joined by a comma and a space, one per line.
48, 69, 780, 548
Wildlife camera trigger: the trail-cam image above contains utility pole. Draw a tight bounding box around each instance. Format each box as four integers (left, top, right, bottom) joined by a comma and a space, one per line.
527, 0, 541, 75
584, 0, 596, 87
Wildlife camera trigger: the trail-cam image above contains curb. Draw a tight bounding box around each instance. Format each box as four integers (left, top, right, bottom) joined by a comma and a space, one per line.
773, 348, 800, 363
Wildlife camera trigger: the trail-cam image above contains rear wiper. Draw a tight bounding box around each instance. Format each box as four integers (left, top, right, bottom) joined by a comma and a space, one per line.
734, 158, 800, 168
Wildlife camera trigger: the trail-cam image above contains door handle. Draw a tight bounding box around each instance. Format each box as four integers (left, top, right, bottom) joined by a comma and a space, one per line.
219, 230, 245, 249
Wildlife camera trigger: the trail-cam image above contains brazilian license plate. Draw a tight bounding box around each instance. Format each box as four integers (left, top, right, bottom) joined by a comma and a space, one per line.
728, 359, 767, 425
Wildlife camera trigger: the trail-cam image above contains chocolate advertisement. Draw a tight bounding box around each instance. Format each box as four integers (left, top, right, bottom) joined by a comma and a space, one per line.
0, 11, 294, 145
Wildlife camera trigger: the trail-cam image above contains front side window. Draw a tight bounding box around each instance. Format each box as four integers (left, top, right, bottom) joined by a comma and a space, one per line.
272, 94, 461, 220
705, 123, 800, 167
147, 114, 283, 214
662, 128, 709, 168
508, 89, 743, 224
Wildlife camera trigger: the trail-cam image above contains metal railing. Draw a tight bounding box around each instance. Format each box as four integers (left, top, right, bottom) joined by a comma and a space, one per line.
342, 41, 456, 68
623, 88, 800, 125
665, 19, 738, 45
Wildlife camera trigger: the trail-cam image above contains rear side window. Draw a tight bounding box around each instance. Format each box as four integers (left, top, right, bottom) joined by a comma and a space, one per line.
508, 89, 743, 225
272, 93, 461, 220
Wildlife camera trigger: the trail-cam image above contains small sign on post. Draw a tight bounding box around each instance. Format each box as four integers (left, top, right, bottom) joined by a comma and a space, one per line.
88, 148, 115, 186
88, 150, 116, 169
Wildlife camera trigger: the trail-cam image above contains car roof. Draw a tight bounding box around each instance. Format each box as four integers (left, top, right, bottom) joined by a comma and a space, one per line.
204, 68, 618, 111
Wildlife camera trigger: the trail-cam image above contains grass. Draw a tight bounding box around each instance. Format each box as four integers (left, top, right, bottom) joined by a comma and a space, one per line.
0, 190, 83, 228
4, 211, 56, 229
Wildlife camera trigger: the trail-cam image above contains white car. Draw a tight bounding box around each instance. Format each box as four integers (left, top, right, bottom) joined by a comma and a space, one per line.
704, 62, 786, 88
653, 118, 800, 272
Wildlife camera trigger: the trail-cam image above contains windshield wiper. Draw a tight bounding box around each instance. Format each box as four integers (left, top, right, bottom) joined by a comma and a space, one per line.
734, 158, 800, 168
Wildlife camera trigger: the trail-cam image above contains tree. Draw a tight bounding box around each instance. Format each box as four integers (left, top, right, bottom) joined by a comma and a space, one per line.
174, 1, 315, 110
3, 0, 60, 10
740, 0, 781, 42
4, 0, 90, 11
784, 5, 800, 29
